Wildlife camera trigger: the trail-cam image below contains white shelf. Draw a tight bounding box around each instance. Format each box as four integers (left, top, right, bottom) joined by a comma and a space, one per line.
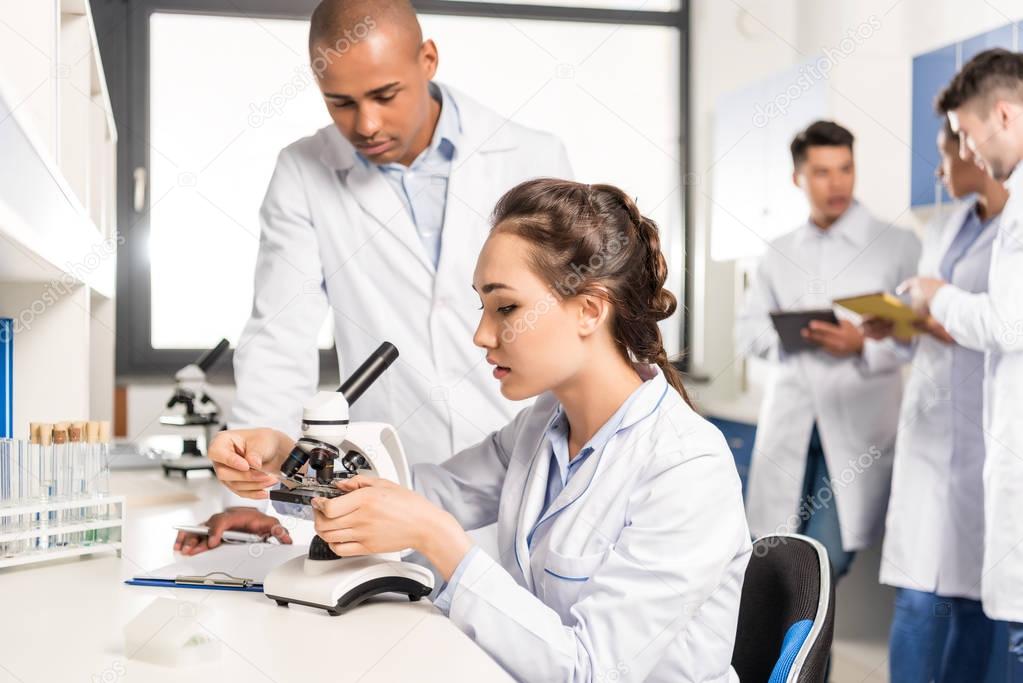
0, 0, 118, 439
0, 0, 117, 290
0, 541, 121, 569
0, 81, 114, 296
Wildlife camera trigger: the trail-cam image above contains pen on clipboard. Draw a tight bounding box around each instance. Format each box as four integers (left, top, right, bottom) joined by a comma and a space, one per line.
173, 525, 272, 544
175, 571, 256, 588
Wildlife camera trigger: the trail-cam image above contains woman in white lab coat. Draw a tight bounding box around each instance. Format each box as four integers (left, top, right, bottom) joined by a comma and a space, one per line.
902, 51, 1023, 673
866, 120, 1005, 683
211, 178, 752, 682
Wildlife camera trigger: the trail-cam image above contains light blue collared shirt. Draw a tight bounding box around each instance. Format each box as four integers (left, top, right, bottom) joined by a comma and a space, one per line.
530, 389, 645, 548
434, 381, 648, 613
938, 201, 995, 282
364, 82, 460, 269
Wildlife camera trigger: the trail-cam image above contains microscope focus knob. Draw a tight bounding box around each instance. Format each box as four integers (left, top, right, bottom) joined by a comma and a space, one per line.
341, 451, 368, 473
309, 535, 342, 561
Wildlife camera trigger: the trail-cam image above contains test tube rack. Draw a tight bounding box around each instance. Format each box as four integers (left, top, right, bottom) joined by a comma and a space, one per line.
0, 495, 125, 569
1, 426, 124, 570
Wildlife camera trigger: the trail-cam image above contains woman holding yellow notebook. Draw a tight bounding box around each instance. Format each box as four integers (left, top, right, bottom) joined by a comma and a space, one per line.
865, 117, 1007, 682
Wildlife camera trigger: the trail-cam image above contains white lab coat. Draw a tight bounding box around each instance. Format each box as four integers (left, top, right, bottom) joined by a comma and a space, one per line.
229, 83, 573, 465
737, 203, 921, 551
413, 365, 752, 683
930, 164, 1023, 621
879, 200, 996, 599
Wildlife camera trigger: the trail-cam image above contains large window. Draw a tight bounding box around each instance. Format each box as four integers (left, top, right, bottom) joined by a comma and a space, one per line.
147, 12, 334, 351
114, 0, 689, 378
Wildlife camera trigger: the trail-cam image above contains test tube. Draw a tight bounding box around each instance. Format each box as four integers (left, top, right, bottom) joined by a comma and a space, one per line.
1, 439, 9, 557
70, 422, 84, 493
28, 424, 41, 550
97, 421, 111, 543
4, 439, 25, 556
30, 425, 45, 550
39, 424, 54, 549
18, 438, 30, 554
84, 421, 98, 538
53, 423, 68, 546
97, 421, 110, 497
70, 422, 85, 545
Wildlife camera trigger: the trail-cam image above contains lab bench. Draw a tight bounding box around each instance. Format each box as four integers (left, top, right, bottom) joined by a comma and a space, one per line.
0, 470, 512, 683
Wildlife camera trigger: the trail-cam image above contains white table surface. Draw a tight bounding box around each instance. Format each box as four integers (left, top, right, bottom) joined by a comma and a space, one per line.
0, 470, 512, 683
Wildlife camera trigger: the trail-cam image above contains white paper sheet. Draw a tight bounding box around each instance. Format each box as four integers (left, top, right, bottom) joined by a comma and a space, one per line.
135, 543, 309, 583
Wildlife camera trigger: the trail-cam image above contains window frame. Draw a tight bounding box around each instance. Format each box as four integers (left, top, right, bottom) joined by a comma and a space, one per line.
111, 0, 692, 381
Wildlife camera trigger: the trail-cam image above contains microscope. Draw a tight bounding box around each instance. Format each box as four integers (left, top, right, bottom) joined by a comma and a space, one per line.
159, 338, 230, 476
263, 342, 435, 615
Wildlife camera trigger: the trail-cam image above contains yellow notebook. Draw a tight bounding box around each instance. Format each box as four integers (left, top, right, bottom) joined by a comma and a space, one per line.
833, 291, 923, 339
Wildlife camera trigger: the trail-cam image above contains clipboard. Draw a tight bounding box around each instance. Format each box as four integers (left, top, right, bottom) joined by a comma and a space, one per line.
769, 309, 839, 353
126, 543, 308, 593
833, 291, 922, 339
126, 572, 262, 593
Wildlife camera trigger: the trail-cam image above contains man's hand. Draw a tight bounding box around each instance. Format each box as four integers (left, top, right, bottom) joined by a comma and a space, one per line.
173, 508, 292, 556
208, 428, 295, 500
801, 318, 865, 357
898, 276, 947, 317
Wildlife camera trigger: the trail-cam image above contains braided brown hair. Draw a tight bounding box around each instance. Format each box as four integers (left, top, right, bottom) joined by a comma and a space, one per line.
490, 178, 693, 408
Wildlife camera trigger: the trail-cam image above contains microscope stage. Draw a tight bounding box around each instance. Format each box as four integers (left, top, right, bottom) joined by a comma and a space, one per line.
269, 484, 347, 506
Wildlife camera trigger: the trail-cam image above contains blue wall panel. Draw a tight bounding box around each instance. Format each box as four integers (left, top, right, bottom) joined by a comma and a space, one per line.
962, 23, 1014, 62
910, 22, 1019, 208
911, 45, 957, 207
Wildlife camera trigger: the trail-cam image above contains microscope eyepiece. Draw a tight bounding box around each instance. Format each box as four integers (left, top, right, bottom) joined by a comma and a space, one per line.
196, 338, 230, 373
338, 342, 399, 406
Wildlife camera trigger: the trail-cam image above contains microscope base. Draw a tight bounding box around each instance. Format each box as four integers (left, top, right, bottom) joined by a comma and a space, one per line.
264, 554, 434, 616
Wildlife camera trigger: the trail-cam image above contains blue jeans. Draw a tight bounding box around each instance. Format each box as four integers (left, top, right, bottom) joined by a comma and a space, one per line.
889, 588, 994, 682
1007, 621, 1023, 681
798, 425, 856, 578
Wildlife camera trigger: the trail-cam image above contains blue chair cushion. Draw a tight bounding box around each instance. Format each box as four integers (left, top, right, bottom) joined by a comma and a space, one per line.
768, 618, 814, 683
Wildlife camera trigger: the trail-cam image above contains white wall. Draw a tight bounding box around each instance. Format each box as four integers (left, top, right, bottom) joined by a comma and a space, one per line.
689, 0, 1020, 416
687, 0, 799, 411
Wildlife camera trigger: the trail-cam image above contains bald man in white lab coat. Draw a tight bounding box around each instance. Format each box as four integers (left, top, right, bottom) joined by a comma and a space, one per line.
175, 0, 571, 554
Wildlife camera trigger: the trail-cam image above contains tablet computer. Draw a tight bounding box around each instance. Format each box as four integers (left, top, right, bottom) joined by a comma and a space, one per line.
769, 309, 839, 353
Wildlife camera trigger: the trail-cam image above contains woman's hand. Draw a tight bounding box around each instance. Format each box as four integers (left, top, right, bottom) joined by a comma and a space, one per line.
311, 475, 472, 580
914, 316, 956, 344
207, 428, 296, 499
861, 315, 894, 340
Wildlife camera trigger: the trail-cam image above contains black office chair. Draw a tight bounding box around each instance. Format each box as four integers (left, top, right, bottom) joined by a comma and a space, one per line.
731, 533, 835, 683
